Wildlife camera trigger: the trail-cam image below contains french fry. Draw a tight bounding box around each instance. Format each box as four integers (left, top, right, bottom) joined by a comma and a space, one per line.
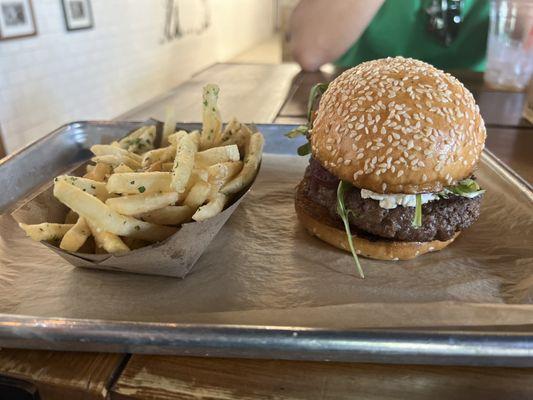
162, 106, 177, 146
192, 192, 228, 221
114, 164, 134, 174
146, 161, 163, 172
167, 130, 187, 146
118, 125, 156, 154
139, 205, 194, 226
201, 84, 222, 149
221, 132, 264, 195
60, 217, 90, 252
161, 162, 173, 172
53, 181, 176, 242
55, 175, 109, 201
117, 126, 147, 148
219, 118, 253, 154
171, 131, 200, 193
83, 162, 111, 182
141, 145, 176, 168
106, 192, 179, 216
90, 144, 142, 163
192, 168, 208, 183
192, 192, 227, 222
182, 168, 208, 194
195, 144, 240, 166
131, 125, 156, 154
92, 155, 141, 170
207, 161, 243, 186
87, 220, 129, 254
183, 181, 210, 210
191, 162, 240, 222
106, 172, 172, 195
19, 222, 74, 242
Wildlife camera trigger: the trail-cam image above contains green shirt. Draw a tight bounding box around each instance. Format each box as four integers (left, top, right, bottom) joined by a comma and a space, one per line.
336, 0, 489, 71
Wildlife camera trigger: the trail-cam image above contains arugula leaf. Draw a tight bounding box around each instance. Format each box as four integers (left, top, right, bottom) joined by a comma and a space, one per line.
285, 83, 328, 157
446, 178, 486, 198
412, 194, 422, 228
284, 125, 309, 139
438, 179, 485, 199
307, 83, 329, 122
297, 142, 311, 156
336, 181, 365, 279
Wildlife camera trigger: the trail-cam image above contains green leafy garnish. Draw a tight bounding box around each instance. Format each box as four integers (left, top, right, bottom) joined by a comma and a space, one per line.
297, 142, 311, 156
336, 181, 364, 279
284, 125, 308, 139
412, 194, 422, 228
138, 186, 146, 193
307, 83, 329, 121
285, 83, 329, 156
443, 178, 485, 198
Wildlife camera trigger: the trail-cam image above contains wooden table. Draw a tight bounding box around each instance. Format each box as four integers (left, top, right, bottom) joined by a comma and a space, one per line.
1, 63, 532, 400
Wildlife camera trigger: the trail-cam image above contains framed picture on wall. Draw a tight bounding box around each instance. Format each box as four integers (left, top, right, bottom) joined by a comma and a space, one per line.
61, 0, 93, 31
0, 0, 37, 40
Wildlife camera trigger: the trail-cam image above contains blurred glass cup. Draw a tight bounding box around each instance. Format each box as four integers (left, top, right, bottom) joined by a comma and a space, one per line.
485, 0, 533, 91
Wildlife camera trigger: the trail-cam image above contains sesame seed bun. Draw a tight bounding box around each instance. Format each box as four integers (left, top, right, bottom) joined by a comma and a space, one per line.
295, 181, 458, 260
310, 57, 486, 194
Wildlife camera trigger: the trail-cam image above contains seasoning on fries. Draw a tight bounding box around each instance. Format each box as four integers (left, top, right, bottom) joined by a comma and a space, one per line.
19, 84, 264, 254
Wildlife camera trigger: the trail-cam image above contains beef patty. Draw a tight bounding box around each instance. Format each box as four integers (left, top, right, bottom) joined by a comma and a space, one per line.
301, 158, 483, 242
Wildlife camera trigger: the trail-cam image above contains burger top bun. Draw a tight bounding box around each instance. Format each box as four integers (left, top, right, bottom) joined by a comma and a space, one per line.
310, 57, 486, 194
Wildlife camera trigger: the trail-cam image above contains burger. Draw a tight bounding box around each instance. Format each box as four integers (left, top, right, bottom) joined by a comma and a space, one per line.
293, 57, 486, 276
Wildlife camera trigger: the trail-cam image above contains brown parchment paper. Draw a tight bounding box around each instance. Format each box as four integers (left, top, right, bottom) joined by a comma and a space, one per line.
1, 154, 532, 329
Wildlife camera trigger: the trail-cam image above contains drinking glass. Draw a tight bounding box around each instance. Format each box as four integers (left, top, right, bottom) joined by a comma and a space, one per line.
485, 0, 533, 91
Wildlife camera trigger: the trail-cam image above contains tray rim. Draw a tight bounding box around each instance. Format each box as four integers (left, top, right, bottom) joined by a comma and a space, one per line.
1, 120, 532, 366
0, 313, 533, 366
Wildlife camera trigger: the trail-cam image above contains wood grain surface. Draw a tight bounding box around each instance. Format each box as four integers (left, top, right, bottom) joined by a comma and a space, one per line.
117, 63, 300, 124
111, 356, 533, 400
0, 348, 126, 400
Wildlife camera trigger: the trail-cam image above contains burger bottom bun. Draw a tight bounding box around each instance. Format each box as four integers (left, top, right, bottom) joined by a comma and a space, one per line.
295, 181, 459, 261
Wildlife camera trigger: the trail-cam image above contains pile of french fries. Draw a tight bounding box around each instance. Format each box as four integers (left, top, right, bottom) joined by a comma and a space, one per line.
19, 84, 264, 254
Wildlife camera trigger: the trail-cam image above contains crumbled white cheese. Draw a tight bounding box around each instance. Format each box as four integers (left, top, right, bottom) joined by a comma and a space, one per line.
360, 189, 439, 209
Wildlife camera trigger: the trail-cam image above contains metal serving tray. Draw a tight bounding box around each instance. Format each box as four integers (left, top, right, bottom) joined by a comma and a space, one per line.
0, 121, 532, 367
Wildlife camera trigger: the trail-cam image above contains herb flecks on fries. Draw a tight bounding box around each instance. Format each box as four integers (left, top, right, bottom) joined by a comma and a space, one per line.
19, 84, 264, 254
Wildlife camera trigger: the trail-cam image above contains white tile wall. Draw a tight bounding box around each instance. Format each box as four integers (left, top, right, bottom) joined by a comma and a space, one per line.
0, 0, 274, 153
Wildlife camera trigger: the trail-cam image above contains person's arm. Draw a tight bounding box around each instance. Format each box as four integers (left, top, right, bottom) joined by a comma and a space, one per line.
289, 0, 385, 71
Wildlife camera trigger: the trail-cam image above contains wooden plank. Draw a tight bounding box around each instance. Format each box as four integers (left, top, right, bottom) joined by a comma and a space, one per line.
0, 348, 126, 400
118, 63, 301, 124
111, 356, 533, 400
